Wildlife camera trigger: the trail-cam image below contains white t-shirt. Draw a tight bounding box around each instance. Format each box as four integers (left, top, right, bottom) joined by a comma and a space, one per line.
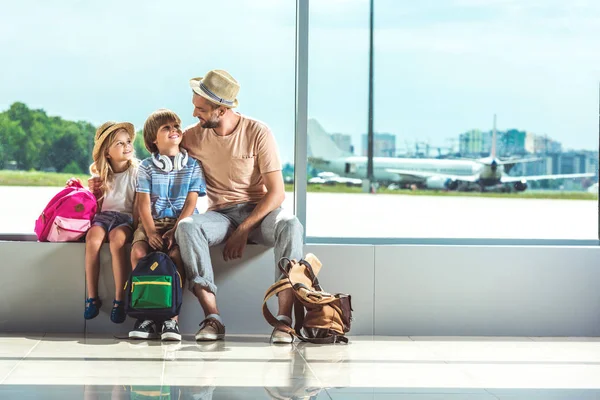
101, 165, 137, 214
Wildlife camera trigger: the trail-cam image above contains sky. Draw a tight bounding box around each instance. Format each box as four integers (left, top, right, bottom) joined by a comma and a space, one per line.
1, 0, 599, 164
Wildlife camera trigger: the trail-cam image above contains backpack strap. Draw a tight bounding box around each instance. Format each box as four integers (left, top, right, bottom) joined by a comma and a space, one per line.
296, 334, 349, 344
262, 278, 295, 333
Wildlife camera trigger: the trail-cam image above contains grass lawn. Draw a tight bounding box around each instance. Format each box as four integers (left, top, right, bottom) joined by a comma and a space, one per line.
0, 170, 90, 187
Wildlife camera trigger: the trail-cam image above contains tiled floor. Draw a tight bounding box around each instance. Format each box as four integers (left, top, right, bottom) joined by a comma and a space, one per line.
1, 334, 600, 399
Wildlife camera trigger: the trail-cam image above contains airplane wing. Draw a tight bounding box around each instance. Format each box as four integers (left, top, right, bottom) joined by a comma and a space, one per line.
496, 157, 542, 165
385, 169, 480, 183
502, 172, 595, 183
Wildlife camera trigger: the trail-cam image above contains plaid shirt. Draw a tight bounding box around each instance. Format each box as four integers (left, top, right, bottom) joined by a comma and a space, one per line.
136, 156, 206, 219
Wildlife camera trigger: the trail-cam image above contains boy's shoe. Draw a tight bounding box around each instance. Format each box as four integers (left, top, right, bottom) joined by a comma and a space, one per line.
129, 319, 159, 340
161, 319, 182, 342
84, 297, 102, 320
110, 300, 126, 324
195, 317, 226, 341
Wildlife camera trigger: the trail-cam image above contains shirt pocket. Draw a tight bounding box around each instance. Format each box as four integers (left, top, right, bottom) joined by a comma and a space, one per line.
229, 156, 256, 183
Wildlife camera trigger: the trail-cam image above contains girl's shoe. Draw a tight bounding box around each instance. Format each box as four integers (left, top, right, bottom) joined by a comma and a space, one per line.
110, 300, 126, 324
84, 297, 102, 320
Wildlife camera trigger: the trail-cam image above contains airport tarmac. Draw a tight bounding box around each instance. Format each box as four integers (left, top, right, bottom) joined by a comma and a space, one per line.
0, 186, 597, 240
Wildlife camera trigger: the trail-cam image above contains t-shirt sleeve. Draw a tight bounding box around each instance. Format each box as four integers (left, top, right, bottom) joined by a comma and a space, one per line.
256, 126, 282, 174
136, 162, 151, 193
189, 159, 207, 197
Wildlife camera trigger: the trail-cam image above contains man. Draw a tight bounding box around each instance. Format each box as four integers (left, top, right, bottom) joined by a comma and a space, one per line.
177, 69, 303, 344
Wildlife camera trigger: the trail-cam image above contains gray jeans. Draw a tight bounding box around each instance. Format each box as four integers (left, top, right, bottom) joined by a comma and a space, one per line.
175, 203, 304, 294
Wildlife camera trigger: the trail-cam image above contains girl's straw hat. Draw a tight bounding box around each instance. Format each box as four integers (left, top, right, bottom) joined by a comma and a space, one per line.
92, 121, 135, 161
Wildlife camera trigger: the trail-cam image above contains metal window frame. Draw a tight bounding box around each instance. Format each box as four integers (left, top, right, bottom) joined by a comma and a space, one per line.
294, 0, 600, 247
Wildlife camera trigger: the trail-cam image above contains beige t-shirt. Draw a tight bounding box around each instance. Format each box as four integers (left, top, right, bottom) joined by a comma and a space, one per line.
182, 114, 282, 211
101, 164, 137, 215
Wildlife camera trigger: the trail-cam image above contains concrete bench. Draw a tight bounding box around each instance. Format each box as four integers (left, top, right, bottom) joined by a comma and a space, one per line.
1, 241, 599, 336
0, 241, 373, 336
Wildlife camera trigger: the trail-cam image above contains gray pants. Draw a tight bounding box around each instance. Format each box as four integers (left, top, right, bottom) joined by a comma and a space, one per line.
175, 203, 304, 294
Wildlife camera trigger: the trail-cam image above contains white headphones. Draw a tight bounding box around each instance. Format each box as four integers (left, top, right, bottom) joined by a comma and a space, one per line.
151, 148, 189, 172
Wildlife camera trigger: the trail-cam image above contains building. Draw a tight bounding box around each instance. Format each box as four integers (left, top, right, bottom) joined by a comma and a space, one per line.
362, 133, 396, 157
459, 130, 491, 156
330, 133, 353, 154
497, 129, 527, 157
532, 135, 563, 154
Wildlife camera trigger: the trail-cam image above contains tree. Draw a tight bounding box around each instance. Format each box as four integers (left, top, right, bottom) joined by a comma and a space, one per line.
134, 130, 150, 159
0, 113, 28, 169
62, 160, 83, 174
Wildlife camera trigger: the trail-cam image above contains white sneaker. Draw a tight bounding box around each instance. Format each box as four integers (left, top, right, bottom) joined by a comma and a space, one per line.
270, 327, 294, 344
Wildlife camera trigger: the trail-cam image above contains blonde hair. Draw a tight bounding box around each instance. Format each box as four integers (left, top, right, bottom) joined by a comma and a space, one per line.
89, 124, 137, 200
143, 109, 182, 154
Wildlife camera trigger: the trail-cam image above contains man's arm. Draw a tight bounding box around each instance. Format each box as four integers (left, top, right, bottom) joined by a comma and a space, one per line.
223, 170, 285, 261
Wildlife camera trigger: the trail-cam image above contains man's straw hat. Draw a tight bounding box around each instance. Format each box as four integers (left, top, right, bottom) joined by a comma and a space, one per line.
189, 69, 239, 108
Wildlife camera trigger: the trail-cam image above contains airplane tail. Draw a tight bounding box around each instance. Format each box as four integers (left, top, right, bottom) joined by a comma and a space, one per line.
307, 119, 353, 159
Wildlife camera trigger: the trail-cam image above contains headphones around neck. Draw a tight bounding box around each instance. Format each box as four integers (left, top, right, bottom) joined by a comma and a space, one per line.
151, 148, 189, 172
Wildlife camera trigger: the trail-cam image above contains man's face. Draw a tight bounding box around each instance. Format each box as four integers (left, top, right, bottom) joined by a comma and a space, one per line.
153, 120, 182, 152
192, 94, 221, 129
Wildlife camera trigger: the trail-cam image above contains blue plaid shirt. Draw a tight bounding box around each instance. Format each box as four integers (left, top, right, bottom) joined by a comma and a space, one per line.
136, 156, 206, 219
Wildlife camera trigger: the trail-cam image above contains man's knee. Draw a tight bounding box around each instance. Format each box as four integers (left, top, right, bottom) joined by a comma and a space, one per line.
276, 216, 304, 239
175, 216, 195, 240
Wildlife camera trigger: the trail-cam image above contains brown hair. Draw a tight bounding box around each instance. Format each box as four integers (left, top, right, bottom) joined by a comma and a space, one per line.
143, 109, 182, 154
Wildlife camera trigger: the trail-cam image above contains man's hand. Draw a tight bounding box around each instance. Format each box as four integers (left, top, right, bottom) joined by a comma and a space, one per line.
223, 227, 250, 261
88, 176, 103, 199
147, 231, 164, 250
162, 228, 176, 250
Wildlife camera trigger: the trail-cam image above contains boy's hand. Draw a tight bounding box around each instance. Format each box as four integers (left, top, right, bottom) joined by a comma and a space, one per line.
162, 229, 176, 250
88, 176, 103, 199
148, 231, 164, 250
223, 227, 249, 261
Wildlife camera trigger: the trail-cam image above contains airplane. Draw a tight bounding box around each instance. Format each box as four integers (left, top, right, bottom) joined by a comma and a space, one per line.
307, 117, 595, 192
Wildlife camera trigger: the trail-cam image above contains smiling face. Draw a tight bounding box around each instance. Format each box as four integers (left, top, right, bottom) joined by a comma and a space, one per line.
192, 94, 222, 129
153, 120, 182, 154
106, 129, 134, 164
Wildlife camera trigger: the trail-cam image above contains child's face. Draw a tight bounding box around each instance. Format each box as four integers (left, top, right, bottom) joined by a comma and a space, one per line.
106, 130, 133, 163
154, 120, 182, 152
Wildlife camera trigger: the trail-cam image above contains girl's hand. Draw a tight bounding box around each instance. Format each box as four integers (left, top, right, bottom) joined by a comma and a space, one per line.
88, 176, 103, 198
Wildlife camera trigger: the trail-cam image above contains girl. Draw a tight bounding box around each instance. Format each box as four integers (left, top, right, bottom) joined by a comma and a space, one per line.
84, 121, 138, 323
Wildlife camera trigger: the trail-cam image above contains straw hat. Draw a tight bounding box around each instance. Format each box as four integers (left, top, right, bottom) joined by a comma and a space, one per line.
189, 69, 240, 108
92, 121, 135, 161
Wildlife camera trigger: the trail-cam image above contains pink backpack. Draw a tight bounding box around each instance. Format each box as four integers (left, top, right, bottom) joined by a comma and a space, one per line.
35, 178, 98, 242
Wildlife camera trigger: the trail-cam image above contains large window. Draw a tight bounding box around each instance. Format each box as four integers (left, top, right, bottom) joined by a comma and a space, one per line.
0, 1, 296, 234
306, 0, 599, 240
1, 1, 598, 241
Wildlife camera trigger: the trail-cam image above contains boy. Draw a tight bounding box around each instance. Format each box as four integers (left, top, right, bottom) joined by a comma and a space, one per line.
128, 108, 206, 341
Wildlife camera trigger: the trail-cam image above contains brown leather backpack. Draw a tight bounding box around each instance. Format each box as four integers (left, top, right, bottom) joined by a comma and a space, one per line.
262, 253, 353, 344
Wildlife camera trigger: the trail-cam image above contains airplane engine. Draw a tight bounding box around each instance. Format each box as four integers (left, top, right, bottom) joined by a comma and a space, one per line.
425, 177, 458, 191
513, 180, 528, 192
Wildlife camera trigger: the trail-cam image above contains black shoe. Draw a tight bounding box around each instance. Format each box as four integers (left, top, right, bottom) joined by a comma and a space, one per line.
129, 319, 159, 340
161, 319, 182, 341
